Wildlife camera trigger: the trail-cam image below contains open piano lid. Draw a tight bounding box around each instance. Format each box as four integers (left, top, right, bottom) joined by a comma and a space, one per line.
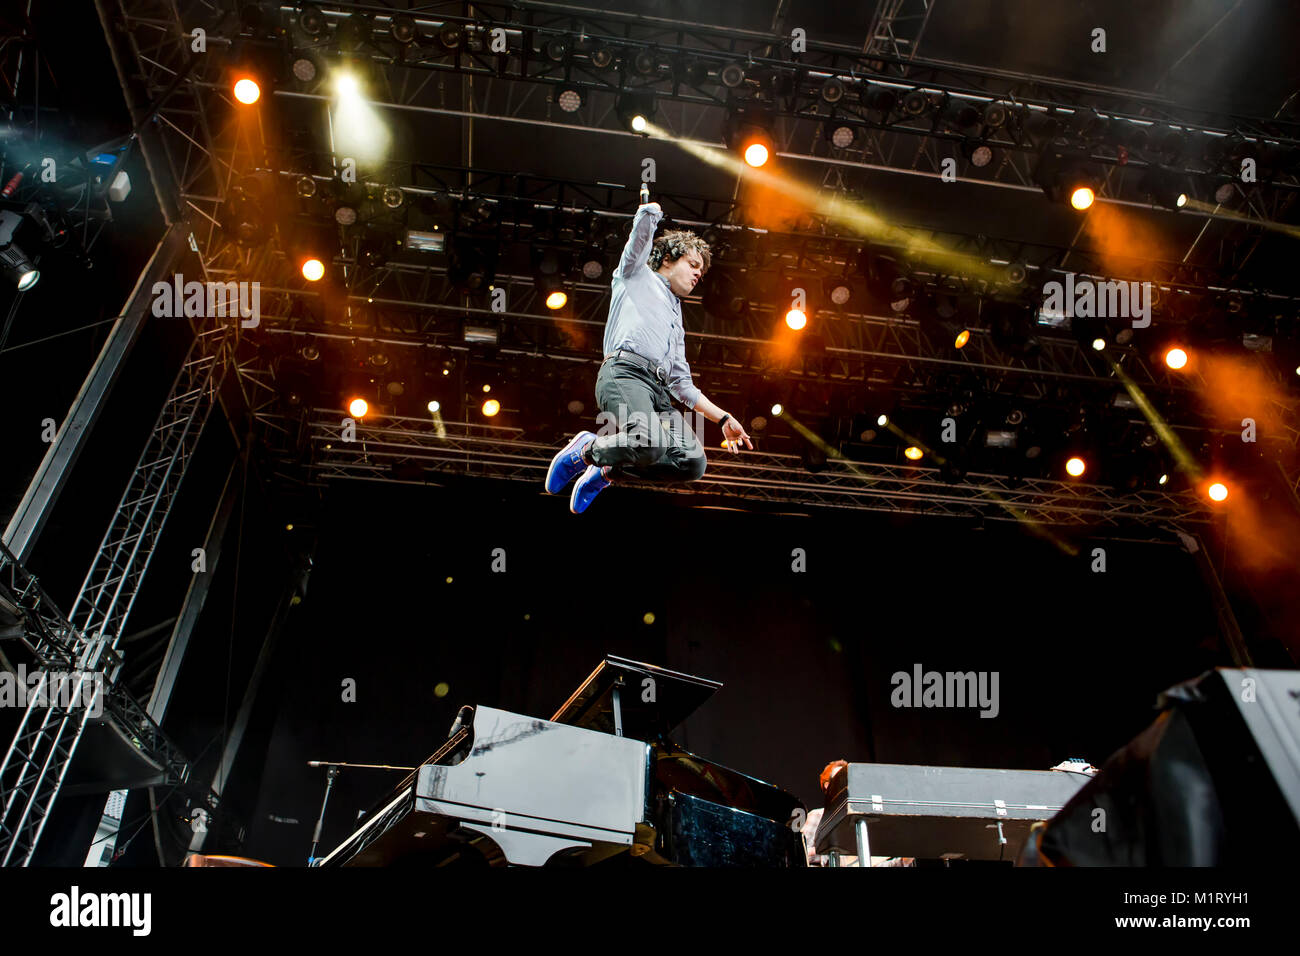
550, 654, 721, 740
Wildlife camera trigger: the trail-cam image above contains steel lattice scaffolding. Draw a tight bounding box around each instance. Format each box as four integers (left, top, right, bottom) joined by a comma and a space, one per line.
271, 409, 1213, 532
0, 543, 195, 866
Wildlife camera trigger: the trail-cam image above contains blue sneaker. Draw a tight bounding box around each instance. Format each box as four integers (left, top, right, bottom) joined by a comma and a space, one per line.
545, 430, 595, 495
570, 465, 612, 514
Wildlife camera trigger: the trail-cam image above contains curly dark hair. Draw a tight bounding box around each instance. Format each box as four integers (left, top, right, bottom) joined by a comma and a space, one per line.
648, 229, 711, 274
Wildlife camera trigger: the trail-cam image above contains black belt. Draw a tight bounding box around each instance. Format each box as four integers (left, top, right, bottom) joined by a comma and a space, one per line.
604, 348, 668, 383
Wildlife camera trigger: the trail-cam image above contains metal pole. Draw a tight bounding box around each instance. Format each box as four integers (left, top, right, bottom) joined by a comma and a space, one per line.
3, 225, 188, 562
855, 818, 871, 867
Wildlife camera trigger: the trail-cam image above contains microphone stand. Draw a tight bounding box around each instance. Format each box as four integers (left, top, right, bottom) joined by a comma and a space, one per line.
306, 760, 416, 866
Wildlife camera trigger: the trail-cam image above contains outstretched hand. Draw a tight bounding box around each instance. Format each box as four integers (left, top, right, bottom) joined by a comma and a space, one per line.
722, 416, 753, 453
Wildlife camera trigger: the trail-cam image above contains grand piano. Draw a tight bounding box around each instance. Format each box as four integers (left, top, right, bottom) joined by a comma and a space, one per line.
315, 656, 807, 867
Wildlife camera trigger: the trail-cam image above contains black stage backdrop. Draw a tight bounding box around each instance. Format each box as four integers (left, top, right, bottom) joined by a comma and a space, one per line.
239, 478, 1222, 865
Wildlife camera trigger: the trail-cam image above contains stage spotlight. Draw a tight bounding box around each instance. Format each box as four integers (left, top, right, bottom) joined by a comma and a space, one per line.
1091, 337, 1106, 351
826, 121, 858, 149
961, 138, 993, 167
1165, 347, 1188, 369
904, 446, 923, 461
901, 89, 930, 116
1066, 456, 1086, 477
861, 84, 896, 114
983, 102, 1008, 129
1159, 473, 1169, 485
546, 290, 567, 309
389, 14, 417, 44
772, 403, 784, 417
427, 400, 441, 413
581, 254, 605, 280
348, 398, 368, 417
1140, 167, 1188, 210
301, 258, 324, 281
4, 254, 38, 291
1208, 482, 1228, 502
544, 37, 568, 63
672, 57, 709, 87
1070, 185, 1095, 210
589, 45, 614, 69
298, 3, 326, 36
617, 93, 655, 133
482, 398, 501, 417
860, 250, 915, 313
291, 53, 319, 83
888, 276, 914, 313
825, 278, 851, 306
1035, 151, 1098, 209
877, 414, 888, 426
335, 13, 373, 51
449, 239, 496, 294
785, 308, 807, 330
820, 77, 846, 104
720, 62, 747, 88
233, 77, 261, 104
555, 84, 583, 112
296, 175, 317, 198
632, 49, 657, 76
942, 100, 981, 132
0, 211, 39, 291
334, 204, 358, 226
954, 329, 970, 349
725, 108, 776, 168
437, 23, 462, 51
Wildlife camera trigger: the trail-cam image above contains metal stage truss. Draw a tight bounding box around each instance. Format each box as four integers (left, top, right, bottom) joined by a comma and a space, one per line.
238, 1, 1300, 229
0, 0, 1283, 867
272, 409, 1214, 531
0, 543, 197, 867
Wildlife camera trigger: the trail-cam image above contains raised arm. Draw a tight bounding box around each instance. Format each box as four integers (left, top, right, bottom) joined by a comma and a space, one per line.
614, 202, 663, 279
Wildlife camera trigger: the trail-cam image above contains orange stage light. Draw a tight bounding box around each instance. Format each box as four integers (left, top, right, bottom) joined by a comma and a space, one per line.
1066, 456, 1086, 477
546, 291, 567, 310
302, 258, 324, 281
1208, 482, 1228, 502
482, 398, 501, 417
1070, 186, 1095, 210
785, 308, 807, 330
233, 77, 261, 105
1165, 347, 1188, 370
744, 142, 770, 167
348, 398, 368, 417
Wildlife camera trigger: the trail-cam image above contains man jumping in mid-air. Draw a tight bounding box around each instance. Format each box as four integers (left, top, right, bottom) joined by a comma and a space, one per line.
544, 198, 753, 513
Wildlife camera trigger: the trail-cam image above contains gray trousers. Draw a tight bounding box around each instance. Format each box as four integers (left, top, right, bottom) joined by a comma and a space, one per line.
587, 357, 708, 482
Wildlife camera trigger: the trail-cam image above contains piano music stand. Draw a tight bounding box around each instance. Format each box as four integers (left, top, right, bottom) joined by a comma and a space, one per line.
551, 654, 721, 740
